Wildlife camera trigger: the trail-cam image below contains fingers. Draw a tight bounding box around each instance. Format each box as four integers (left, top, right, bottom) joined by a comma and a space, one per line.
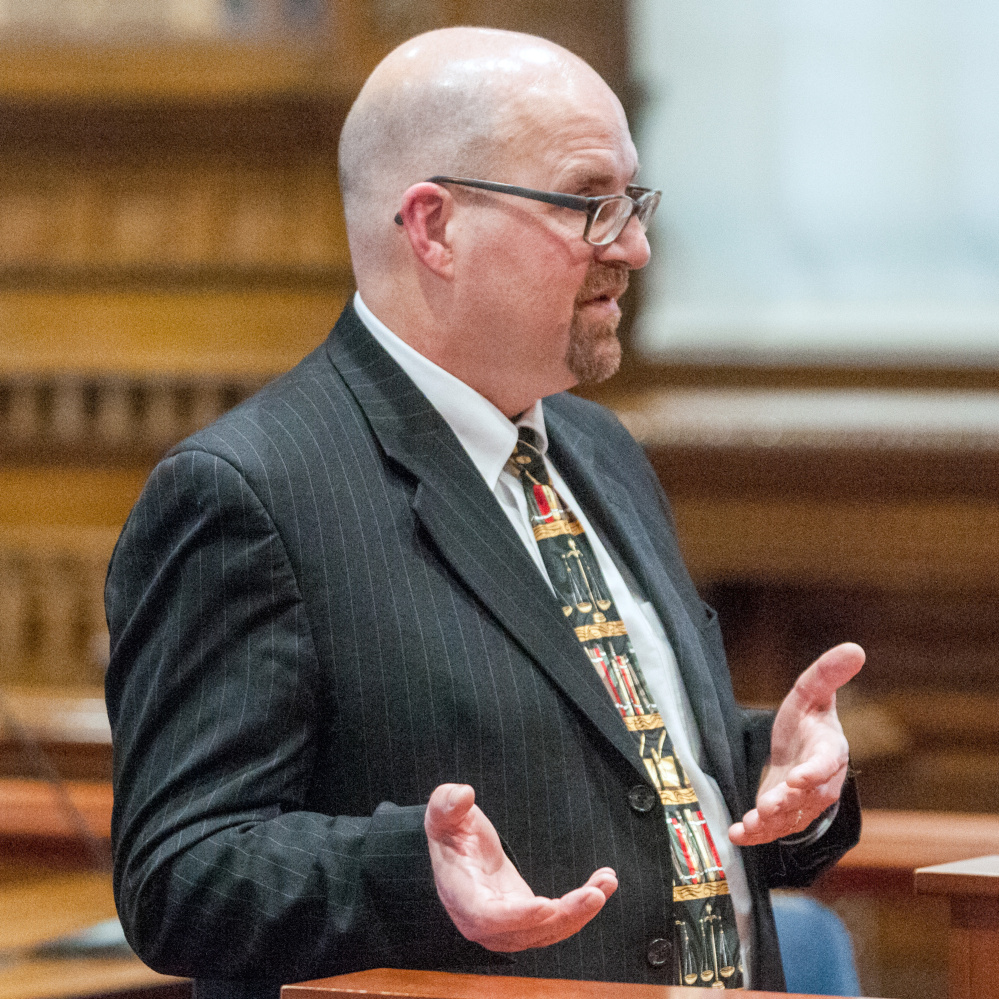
761, 760, 846, 811
542, 883, 612, 942
426, 783, 618, 952
734, 758, 847, 846
470, 873, 618, 952
730, 805, 809, 847
730, 769, 845, 847
585, 866, 619, 900
792, 643, 865, 709
742, 644, 860, 847
425, 783, 476, 839
761, 737, 848, 799
783, 747, 848, 790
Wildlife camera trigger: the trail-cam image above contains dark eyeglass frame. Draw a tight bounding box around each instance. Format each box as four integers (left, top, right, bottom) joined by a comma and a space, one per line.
393, 175, 661, 246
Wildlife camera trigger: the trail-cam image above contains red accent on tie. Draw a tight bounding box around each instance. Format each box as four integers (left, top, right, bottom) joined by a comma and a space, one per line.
617, 656, 644, 715
591, 646, 624, 707
670, 815, 699, 879
532, 484, 554, 520
699, 811, 725, 870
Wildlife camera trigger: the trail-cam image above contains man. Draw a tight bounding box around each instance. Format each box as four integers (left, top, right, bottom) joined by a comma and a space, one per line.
105, 26, 862, 999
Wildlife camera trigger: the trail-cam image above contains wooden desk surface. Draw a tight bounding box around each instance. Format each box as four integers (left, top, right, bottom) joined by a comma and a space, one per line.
0, 867, 183, 999
283, 967, 877, 999
915, 854, 999, 898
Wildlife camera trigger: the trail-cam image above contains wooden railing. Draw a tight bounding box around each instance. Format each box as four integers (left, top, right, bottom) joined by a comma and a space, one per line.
282, 967, 876, 999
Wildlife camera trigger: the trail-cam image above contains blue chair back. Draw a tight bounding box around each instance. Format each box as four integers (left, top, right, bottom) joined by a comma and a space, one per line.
771, 893, 862, 997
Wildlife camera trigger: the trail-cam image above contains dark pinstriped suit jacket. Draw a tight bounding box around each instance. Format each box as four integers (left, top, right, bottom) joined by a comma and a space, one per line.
105, 304, 859, 997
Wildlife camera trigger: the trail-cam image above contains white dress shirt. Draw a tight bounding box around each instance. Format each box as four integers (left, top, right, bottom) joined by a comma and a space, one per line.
353, 292, 755, 977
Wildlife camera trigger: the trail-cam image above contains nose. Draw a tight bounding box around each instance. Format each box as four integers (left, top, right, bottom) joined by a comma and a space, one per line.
596, 213, 651, 270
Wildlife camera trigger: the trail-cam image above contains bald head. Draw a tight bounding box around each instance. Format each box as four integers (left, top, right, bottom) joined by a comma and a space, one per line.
338, 27, 616, 274
336, 27, 648, 415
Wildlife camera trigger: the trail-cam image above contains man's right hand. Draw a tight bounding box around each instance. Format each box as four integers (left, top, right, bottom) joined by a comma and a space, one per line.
425, 783, 617, 952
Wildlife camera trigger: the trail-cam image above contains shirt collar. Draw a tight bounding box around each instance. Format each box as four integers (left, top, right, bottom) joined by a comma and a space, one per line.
353, 292, 549, 489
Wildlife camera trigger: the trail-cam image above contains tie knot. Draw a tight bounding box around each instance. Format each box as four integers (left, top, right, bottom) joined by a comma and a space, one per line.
517, 426, 543, 451
509, 426, 549, 483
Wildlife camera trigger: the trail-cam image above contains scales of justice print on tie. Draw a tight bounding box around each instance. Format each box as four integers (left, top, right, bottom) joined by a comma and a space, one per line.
508, 427, 744, 990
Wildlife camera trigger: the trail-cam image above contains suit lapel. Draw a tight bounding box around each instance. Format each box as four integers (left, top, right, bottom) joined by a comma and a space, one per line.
323, 306, 647, 778
547, 407, 746, 815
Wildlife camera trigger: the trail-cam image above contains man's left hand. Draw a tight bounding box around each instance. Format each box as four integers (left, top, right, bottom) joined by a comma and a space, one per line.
728, 642, 864, 847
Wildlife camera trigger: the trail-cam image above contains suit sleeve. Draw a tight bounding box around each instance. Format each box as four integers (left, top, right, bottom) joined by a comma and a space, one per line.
104, 448, 486, 982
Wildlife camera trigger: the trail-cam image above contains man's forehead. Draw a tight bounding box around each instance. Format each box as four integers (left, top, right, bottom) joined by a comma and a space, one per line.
511, 95, 637, 189
556, 149, 641, 188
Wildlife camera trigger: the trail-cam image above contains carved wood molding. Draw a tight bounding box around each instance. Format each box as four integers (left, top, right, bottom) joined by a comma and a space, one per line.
0, 371, 269, 464
0, 532, 117, 688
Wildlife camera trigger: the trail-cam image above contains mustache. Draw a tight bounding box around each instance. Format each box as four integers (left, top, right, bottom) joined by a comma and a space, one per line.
575, 265, 630, 304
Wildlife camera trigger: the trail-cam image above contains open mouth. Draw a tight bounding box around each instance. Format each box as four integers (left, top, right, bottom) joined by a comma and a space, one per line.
581, 287, 626, 307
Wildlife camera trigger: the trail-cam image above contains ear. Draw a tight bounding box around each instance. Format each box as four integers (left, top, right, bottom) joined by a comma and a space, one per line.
396, 182, 455, 279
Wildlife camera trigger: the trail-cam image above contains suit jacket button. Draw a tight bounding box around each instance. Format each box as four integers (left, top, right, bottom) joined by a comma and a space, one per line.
647, 936, 672, 967
628, 784, 657, 813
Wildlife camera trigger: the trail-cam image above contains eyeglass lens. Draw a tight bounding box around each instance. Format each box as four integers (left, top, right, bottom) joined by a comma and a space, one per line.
587, 192, 659, 246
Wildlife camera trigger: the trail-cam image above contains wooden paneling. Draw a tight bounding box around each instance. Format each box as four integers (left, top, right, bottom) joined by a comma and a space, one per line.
0, 42, 338, 100
834, 813, 999, 884
1, 475, 148, 527
0, 166, 349, 270
1, 0, 632, 704
0, 524, 120, 691
915, 855, 999, 899
0, 689, 110, 745
0, 288, 346, 375
0, 26, 380, 102
915, 857, 999, 999
0, 0, 627, 712
0, 688, 111, 780
672, 498, 999, 589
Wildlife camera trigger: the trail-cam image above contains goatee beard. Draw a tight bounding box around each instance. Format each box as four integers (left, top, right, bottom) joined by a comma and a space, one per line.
565, 265, 629, 384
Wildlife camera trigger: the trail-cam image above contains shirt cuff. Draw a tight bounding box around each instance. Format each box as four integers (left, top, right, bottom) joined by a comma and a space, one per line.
778, 800, 840, 847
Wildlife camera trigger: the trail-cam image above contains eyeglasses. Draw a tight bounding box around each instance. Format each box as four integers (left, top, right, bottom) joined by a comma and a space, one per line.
394, 175, 662, 246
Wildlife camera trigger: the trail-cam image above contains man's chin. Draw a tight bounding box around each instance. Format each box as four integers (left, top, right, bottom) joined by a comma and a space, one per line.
565, 319, 623, 385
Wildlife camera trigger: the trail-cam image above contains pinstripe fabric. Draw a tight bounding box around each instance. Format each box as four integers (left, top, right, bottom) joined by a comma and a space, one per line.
105, 304, 860, 997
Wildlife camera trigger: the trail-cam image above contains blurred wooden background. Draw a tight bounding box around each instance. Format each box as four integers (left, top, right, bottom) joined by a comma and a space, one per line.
0, 3, 997, 998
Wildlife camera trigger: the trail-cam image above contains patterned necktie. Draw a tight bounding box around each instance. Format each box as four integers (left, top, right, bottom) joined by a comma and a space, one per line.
509, 426, 744, 990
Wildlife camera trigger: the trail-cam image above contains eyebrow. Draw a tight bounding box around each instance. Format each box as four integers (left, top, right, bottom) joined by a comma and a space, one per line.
562, 163, 642, 192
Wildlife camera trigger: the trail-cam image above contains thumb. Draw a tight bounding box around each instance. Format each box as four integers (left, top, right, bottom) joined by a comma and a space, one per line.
425, 783, 476, 839
793, 642, 865, 708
